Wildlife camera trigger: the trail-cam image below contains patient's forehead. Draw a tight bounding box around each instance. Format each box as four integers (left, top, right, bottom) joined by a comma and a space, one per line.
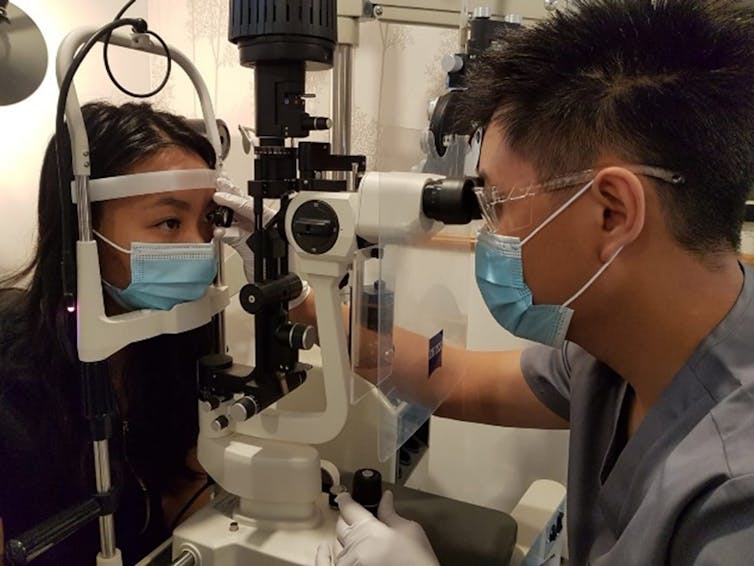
126, 146, 209, 174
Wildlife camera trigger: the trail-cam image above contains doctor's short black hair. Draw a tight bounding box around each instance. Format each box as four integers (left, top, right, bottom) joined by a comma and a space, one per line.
463, 0, 754, 255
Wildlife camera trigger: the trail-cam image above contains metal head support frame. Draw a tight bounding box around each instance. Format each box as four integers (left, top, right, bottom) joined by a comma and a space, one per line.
55, 27, 230, 363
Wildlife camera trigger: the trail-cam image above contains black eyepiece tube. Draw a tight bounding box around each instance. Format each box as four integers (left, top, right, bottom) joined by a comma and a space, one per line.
422, 177, 482, 225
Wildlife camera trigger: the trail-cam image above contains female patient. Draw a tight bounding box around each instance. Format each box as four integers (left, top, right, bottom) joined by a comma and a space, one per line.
0, 102, 220, 564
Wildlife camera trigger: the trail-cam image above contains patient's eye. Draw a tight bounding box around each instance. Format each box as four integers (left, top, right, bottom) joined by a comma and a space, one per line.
156, 218, 181, 231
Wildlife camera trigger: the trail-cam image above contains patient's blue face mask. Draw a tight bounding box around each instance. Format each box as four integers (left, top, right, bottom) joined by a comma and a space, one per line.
93, 230, 218, 311
474, 180, 622, 349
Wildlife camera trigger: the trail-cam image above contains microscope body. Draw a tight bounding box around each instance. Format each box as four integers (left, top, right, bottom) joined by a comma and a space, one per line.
170, 1, 486, 563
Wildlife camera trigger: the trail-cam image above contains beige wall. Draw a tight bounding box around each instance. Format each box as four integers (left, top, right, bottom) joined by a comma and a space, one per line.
0, 0, 150, 275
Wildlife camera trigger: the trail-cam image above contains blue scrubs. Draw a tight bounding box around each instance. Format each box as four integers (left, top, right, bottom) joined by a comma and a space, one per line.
521, 264, 754, 565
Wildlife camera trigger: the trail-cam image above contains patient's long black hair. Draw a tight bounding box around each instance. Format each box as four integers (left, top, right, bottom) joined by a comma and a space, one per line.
0, 101, 217, 518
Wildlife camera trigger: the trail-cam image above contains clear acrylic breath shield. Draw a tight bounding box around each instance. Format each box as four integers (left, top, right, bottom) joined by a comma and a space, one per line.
349, 126, 480, 462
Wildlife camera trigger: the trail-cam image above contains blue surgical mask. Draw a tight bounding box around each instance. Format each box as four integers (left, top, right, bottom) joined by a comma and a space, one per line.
475, 181, 622, 349
93, 230, 218, 311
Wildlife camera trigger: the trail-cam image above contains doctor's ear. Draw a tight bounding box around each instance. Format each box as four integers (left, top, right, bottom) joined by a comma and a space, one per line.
590, 167, 646, 262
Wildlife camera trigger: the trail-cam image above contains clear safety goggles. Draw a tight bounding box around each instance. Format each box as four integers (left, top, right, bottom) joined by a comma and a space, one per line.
473, 165, 685, 234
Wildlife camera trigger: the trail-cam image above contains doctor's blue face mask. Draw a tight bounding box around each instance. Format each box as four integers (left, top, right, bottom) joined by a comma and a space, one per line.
473, 165, 685, 348
93, 230, 218, 311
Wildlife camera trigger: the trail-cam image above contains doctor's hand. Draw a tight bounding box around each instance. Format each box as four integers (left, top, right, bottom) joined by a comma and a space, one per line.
213, 174, 310, 308
315, 491, 439, 566
213, 174, 277, 283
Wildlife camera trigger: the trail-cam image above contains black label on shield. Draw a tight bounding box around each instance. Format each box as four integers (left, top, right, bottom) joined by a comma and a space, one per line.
428, 330, 443, 377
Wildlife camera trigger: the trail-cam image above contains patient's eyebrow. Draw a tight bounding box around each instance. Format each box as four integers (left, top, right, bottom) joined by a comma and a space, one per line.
150, 196, 192, 211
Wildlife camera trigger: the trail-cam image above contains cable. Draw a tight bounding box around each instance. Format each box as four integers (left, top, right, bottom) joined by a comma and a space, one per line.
114, 0, 136, 20
56, 17, 148, 314
103, 0, 173, 98
104, 29, 172, 98
169, 477, 216, 531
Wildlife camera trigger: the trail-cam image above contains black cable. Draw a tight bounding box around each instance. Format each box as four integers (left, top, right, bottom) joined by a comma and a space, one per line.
103, 0, 173, 98
56, 17, 148, 314
169, 477, 216, 531
114, 0, 136, 19
104, 29, 172, 98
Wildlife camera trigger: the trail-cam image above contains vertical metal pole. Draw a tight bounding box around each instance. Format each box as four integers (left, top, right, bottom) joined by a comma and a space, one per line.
214, 239, 227, 353
331, 44, 353, 158
75, 175, 92, 241
77, 175, 118, 559
93, 440, 117, 557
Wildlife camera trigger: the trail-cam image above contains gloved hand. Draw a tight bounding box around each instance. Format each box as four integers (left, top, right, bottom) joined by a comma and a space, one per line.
213, 174, 310, 308
314, 491, 440, 566
213, 174, 276, 283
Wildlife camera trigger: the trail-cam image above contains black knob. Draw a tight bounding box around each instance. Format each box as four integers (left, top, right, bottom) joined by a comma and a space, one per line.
230, 396, 260, 422
240, 274, 304, 315
351, 468, 382, 517
303, 116, 332, 131
276, 323, 317, 350
198, 354, 233, 390
291, 200, 340, 255
211, 414, 230, 432
200, 395, 221, 411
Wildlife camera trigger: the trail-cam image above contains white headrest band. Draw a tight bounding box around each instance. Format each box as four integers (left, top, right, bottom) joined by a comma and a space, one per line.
71, 169, 217, 204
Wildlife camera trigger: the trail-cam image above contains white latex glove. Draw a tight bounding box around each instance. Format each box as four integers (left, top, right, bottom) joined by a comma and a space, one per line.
315, 491, 440, 566
213, 174, 276, 282
213, 174, 310, 308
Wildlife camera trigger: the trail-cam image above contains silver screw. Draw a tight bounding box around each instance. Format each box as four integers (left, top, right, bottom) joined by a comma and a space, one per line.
473, 6, 491, 19
373, 5, 383, 17
84, 161, 90, 167
248, 295, 256, 304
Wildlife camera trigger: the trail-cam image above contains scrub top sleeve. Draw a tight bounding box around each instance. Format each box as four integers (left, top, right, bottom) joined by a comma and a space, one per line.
520, 343, 573, 422
669, 473, 754, 566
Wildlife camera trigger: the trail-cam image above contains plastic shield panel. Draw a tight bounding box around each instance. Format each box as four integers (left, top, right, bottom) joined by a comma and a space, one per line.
349, 125, 477, 461
349, 246, 396, 405
372, 239, 474, 462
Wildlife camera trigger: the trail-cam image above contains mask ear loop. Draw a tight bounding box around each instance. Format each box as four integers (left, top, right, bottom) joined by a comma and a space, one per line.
93, 229, 132, 255
521, 180, 595, 247
92, 230, 133, 294
562, 246, 623, 308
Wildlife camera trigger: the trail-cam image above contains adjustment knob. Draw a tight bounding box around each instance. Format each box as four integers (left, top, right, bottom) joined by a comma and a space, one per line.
291, 200, 340, 255
211, 415, 230, 432
351, 468, 383, 517
200, 396, 221, 412
303, 116, 332, 131
276, 323, 318, 350
230, 396, 260, 422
